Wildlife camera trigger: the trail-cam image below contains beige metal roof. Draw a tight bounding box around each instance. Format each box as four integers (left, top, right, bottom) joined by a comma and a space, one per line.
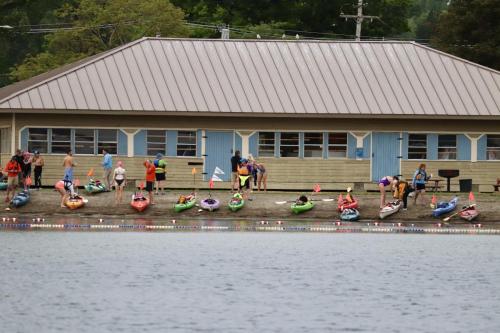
1, 37, 499, 116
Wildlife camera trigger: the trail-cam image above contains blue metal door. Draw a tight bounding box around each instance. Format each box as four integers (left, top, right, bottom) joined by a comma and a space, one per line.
205, 131, 234, 181
371, 132, 401, 181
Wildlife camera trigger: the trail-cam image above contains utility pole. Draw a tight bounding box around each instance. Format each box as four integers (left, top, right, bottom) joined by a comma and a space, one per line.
339, 0, 379, 41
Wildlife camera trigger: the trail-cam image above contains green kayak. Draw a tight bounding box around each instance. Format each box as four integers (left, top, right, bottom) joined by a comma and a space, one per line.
174, 197, 196, 213
291, 201, 315, 214
228, 194, 245, 212
85, 182, 106, 194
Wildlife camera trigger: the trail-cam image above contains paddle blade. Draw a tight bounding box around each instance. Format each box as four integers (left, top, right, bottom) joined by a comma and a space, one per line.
313, 184, 321, 193
443, 216, 451, 222
87, 168, 94, 177
469, 192, 475, 202
275, 201, 287, 205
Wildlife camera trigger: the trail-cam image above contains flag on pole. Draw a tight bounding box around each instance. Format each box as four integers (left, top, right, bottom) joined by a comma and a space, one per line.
209, 179, 214, 189
213, 167, 225, 175
211, 174, 223, 182
87, 168, 94, 177
191, 168, 197, 175
430, 194, 437, 209
469, 191, 475, 202
139, 182, 144, 190
313, 184, 321, 193
338, 193, 343, 203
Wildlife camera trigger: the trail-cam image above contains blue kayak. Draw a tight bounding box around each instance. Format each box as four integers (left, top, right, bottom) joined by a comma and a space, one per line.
10, 190, 30, 208
340, 208, 360, 221
432, 197, 458, 217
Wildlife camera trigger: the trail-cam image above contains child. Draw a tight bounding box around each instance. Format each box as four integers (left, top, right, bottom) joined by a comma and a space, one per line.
143, 160, 156, 205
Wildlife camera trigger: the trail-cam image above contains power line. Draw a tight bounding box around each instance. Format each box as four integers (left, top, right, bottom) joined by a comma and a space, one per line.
340, 0, 380, 41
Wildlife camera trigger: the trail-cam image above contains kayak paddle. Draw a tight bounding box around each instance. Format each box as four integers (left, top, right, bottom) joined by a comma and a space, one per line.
442, 204, 476, 222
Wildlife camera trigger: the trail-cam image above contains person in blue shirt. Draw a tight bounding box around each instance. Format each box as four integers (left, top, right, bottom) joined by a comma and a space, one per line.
101, 149, 113, 191
412, 163, 431, 206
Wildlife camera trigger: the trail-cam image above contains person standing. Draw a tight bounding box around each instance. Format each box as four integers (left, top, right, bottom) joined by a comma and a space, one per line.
102, 149, 113, 191
153, 153, 167, 195
257, 162, 267, 191
230, 150, 241, 192
412, 163, 431, 206
32, 151, 44, 190
62, 150, 77, 206
113, 161, 127, 205
21, 151, 33, 190
4, 156, 22, 203
14, 149, 23, 185
144, 160, 156, 205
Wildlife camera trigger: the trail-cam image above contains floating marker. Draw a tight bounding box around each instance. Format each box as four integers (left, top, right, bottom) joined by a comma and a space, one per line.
172, 220, 176, 224
335, 221, 341, 226
12, 218, 16, 222
374, 222, 379, 226
437, 223, 442, 228
277, 221, 283, 225
397, 223, 402, 227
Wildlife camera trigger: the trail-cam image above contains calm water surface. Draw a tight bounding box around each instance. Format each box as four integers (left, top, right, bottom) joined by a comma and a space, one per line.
1, 232, 499, 333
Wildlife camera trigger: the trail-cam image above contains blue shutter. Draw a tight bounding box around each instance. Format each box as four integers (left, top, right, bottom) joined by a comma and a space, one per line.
117, 130, 128, 156
457, 135, 471, 160
196, 129, 202, 157
133, 130, 146, 156
249, 132, 258, 157
363, 134, 371, 159
347, 133, 356, 159
166, 130, 177, 156
427, 134, 438, 160
299, 132, 304, 158
20, 128, 29, 151
275, 132, 280, 158
402, 132, 409, 160
323, 132, 328, 159
477, 135, 487, 160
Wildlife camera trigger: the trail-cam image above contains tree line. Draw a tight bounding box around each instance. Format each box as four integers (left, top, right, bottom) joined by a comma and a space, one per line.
0, 0, 498, 87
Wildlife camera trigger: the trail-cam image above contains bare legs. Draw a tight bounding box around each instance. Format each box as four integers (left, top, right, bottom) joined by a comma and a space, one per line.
379, 183, 386, 208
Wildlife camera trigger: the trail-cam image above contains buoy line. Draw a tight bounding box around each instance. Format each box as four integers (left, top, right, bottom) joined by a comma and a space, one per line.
0, 222, 499, 234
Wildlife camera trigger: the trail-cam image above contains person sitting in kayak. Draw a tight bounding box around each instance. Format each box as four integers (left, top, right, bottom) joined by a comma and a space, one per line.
378, 176, 399, 209
231, 193, 243, 204
295, 195, 308, 205
178, 195, 187, 204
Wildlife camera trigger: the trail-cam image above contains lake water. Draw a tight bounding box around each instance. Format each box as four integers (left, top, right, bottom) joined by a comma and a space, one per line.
1, 232, 499, 333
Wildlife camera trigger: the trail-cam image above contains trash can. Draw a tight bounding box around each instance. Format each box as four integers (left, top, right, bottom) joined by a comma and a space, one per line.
459, 179, 472, 192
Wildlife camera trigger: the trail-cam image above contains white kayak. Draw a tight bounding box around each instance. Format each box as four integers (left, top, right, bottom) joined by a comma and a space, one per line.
379, 200, 403, 219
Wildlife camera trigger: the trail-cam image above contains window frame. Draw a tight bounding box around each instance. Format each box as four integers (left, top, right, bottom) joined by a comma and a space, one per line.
50, 128, 72, 154
258, 132, 275, 157
327, 132, 348, 159
74, 129, 96, 155
147, 130, 167, 157
279, 132, 300, 158
176, 130, 197, 157
97, 129, 118, 155
486, 134, 500, 161
408, 134, 427, 160
27, 128, 49, 154
437, 134, 457, 160
303, 132, 323, 158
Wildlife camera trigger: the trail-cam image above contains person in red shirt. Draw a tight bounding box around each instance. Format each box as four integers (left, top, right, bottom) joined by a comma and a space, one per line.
5, 156, 22, 202
144, 160, 156, 205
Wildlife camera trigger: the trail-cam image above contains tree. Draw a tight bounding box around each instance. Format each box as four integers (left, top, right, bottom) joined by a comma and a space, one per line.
10, 0, 189, 81
432, 0, 500, 70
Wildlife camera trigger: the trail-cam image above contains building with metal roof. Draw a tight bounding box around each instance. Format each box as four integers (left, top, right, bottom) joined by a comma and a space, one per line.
0, 37, 499, 191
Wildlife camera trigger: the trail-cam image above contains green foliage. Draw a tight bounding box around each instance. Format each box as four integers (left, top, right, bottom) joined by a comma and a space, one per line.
432, 0, 500, 70
9, 0, 189, 81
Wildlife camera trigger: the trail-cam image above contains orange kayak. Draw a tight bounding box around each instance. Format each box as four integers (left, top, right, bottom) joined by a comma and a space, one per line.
131, 194, 149, 212
65, 196, 85, 210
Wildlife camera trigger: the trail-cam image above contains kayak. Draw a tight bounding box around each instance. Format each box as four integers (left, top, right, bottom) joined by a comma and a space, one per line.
340, 208, 360, 221
85, 180, 106, 194
228, 194, 245, 212
291, 201, 315, 214
0, 182, 7, 190
174, 197, 196, 212
200, 197, 220, 211
432, 197, 459, 217
10, 190, 30, 208
379, 200, 403, 219
459, 205, 479, 222
337, 198, 358, 212
131, 193, 149, 212
65, 195, 86, 210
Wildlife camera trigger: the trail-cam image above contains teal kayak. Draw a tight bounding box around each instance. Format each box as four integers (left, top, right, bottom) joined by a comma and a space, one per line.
0, 182, 7, 190
291, 201, 315, 214
174, 197, 196, 213
85, 181, 106, 194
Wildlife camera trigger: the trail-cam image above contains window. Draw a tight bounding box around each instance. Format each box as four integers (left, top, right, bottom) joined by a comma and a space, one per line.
74, 129, 95, 154
258, 132, 275, 157
487, 135, 500, 160
28, 128, 48, 153
408, 134, 427, 160
177, 131, 196, 156
147, 130, 166, 156
97, 129, 117, 154
328, 133, 347, 158
280, 132, 299, 157
438, 135, 457, 160
304, 133, 323, 157
51, 128, 71, 154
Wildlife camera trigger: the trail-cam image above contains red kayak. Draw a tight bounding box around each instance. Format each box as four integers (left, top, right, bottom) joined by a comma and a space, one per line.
459, 206, 479, 222
131, 193, 150, 212
337, 199, 358, 212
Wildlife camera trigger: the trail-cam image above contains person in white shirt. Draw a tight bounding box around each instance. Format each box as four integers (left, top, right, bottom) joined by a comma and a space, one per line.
113, 161, 127, 204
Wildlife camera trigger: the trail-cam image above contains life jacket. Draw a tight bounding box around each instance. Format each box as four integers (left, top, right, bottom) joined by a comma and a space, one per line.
238, 165, 249, 176
153, 159, 160, 167
178, 195, 186, 204
394, 182, 408, 199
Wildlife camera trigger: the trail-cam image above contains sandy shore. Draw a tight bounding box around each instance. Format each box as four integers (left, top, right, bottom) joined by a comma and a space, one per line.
0, 188, 499, 224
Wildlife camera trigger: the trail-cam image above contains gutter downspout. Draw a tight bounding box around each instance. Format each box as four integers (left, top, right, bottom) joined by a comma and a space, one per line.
11, 112, 15, 155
